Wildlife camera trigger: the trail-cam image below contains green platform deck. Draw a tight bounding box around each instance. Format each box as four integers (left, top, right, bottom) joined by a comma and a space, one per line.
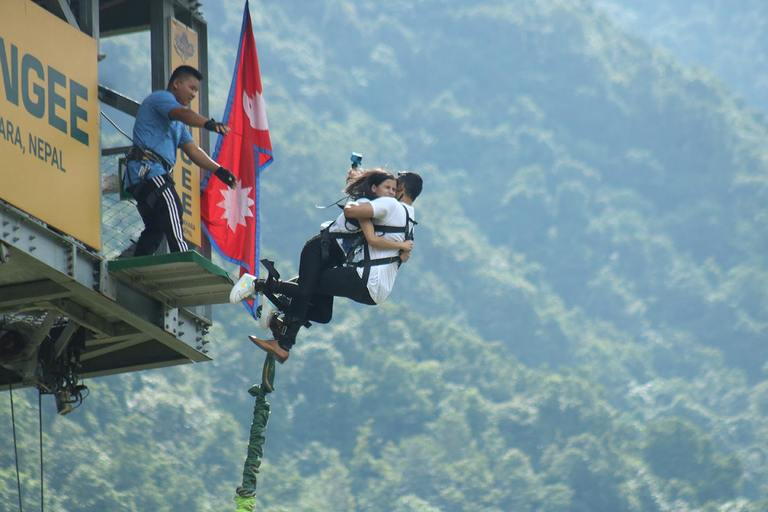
108, 251, 234, 308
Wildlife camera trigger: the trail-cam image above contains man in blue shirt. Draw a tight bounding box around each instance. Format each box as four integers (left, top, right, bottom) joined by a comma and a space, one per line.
123, 65, 236, 256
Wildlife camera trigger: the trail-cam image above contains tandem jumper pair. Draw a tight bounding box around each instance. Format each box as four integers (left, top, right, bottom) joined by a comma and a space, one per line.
233, 209, 415, 511
253, 204, 417, 323
233, 161, 423, 510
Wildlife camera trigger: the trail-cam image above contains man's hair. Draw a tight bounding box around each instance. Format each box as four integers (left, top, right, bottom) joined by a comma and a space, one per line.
397, 172, 423, 200
167, 65, 203, 89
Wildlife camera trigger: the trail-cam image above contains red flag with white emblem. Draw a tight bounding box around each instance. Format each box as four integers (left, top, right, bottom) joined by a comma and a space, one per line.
201, 0, 272, 318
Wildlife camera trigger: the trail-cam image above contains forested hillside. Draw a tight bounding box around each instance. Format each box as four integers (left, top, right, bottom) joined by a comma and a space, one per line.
597, 0, 768, 113
2, 0, 768, 511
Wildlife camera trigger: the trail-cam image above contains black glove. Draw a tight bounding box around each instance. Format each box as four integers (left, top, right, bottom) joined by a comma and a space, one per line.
204, 118, 227, 133
215, 167, 237, 188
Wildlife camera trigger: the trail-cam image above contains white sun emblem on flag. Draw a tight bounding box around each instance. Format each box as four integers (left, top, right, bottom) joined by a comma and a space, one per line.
217, 183, 255, 233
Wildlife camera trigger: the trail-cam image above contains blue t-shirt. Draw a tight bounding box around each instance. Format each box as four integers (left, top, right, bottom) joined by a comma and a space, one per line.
123, 90, 194, 187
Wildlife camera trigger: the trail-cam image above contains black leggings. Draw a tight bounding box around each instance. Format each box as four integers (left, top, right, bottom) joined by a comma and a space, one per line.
273, 236, 375, 348
272, 234, 345, 329
300, 266, 376, 325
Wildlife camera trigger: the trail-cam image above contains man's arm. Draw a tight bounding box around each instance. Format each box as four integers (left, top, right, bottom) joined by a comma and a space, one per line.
180, 142, 219, 172
169, 107, 230, 135
180, 142, 237, 188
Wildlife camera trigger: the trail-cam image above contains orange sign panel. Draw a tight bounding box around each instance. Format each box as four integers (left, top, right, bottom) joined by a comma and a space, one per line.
170, 17, 202, 247
0, 0, 100, 249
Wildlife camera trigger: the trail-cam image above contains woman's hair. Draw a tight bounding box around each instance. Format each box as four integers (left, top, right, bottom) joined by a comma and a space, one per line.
344, 169, 396, 200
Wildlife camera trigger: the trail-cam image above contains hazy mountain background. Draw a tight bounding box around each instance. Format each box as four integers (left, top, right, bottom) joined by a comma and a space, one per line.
2, 0, 768, 511
597, 0, 768, 113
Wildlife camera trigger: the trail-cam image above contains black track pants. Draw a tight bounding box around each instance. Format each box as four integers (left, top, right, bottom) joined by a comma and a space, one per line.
129, 175, 188, 257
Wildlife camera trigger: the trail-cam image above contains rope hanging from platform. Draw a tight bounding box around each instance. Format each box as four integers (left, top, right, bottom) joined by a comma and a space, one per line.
10, 385, 24, 512
38, 391, 45, 512
233, 353, 276, 512
7, 386, 47, 512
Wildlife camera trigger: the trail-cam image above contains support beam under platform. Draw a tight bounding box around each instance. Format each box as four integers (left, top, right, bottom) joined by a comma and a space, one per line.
0, 200, 235, 390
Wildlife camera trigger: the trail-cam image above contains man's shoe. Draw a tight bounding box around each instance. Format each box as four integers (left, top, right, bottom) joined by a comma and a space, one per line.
230, 273, 256, 304
248, 335, 289, 364
259, 295, 277, 331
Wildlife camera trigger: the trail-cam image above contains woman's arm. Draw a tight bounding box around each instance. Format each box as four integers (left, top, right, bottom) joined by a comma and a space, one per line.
344, 201, 374, 219
359, 218, 413, 253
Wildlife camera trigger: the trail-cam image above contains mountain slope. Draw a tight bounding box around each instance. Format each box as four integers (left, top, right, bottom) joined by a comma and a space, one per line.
3, 1, 767, 511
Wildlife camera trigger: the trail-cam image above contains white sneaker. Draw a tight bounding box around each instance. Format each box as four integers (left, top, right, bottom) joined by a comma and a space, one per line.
230, 273, 257, 304
259, 295, 277, 331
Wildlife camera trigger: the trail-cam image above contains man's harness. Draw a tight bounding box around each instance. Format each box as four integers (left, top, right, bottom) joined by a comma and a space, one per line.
124, 146, 175, 208
319, 204, 416, 284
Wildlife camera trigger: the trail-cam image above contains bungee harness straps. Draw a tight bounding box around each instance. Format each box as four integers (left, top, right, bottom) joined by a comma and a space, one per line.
342, 204, 416, 284
320, 203, 416, 279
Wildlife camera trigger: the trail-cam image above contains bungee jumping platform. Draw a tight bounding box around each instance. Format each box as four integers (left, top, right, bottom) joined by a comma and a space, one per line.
3, 2, 275, 509
0, 0, 225, 412
0, 196, 233, 400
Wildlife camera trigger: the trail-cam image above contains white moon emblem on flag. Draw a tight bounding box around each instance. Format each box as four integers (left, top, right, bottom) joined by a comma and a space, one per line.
242, 91, 269, 130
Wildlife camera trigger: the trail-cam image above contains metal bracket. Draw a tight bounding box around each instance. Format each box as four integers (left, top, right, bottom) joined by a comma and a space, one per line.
53, 320, 80, 360
164, 306, 179, 335
98, 258, 117, 300
0, 242, 9, 264
17, 311, 59, 385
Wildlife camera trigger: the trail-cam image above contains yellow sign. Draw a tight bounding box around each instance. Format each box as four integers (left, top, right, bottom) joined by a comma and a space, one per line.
0, 0, 100, 249
170, 18, 202, 247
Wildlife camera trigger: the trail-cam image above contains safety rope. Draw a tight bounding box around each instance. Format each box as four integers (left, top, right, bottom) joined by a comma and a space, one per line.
7, 385, 47, 512
10, 384, 23, 512
38, 391, 45, 512
100, 110, 135, 144
314, 195, 348, 210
